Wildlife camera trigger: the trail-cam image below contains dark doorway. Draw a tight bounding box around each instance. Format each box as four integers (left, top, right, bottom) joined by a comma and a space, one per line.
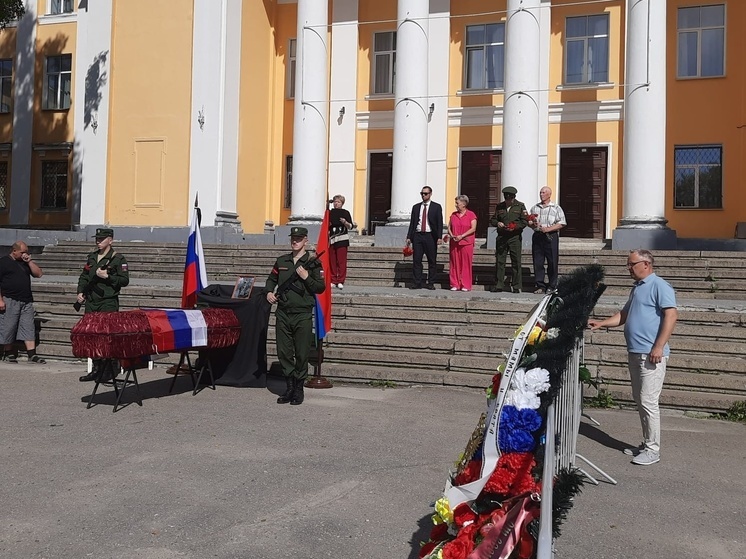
559, 147, 607, 239
460, 150, 502, 237
367, 152, 393, 234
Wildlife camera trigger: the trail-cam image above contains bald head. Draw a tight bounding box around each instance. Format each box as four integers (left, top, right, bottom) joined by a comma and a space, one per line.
539, 187, 552, 203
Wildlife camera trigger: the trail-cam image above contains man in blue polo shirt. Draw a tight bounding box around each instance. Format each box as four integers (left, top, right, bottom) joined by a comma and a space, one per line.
588, 249, 678, 466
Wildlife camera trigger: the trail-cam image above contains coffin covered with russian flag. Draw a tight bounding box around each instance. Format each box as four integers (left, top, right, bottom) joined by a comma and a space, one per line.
70, 308, 241, 359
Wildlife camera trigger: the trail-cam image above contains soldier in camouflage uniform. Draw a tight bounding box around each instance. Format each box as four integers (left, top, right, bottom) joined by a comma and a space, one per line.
490, 186, 529, 293
77, 228, 130, 382
264, 227, 326, 406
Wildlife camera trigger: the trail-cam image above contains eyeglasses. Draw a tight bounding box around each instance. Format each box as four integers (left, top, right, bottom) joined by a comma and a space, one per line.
420, 191, 431, 196
626, 260, 648, 268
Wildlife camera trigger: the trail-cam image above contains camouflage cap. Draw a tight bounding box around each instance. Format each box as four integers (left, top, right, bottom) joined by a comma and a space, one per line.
93, 228, 114, 239
289, 226, 308, 237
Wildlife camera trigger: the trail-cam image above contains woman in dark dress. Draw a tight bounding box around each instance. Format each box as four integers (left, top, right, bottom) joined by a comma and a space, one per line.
329, 195, 353, 288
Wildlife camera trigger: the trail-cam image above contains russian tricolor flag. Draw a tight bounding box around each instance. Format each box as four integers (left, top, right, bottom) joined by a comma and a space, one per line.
181, 200, 208, 309
143, 309, 208, 353
314, 209, 332, 339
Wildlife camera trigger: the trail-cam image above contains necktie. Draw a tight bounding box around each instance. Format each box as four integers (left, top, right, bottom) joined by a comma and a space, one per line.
421, 204, 428, 233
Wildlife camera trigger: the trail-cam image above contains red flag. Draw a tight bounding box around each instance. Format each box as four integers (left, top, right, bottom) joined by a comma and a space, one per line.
314, 210, 332, 338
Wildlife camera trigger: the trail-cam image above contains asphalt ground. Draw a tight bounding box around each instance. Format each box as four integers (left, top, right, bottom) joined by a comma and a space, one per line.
1, 361, 744, 559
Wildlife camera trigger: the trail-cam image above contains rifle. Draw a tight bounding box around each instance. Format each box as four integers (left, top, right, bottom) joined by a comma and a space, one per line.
73, 261, 111, 312
274, 250, 325, 303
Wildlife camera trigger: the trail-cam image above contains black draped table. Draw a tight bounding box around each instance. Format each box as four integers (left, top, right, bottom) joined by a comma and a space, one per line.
197, 284, 272, 388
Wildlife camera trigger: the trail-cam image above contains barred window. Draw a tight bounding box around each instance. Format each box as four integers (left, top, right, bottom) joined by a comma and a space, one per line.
674, 146, 722, 209
41, 160, 68, 209
0, 59, 12, 113
372, 32, 396, 95
677, 5, 725, 78
0, 161, 7, 209
565, 14, 610, 84
287, 39, 296, 99
464, 23, 505, 90
284, 155, 292, 209
43, 54, 72, 110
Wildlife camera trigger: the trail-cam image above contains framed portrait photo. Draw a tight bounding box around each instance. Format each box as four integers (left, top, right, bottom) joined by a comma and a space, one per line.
231, 276, 255, 299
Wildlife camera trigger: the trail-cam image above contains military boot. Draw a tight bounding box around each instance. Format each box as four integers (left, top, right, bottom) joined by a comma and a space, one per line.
276, 376, 294, 404
79, 360, 101, 382
99, 359, 117, 382
290, 377, 305, 406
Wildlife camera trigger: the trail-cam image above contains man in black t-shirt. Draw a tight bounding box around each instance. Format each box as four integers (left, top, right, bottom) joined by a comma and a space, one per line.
0, 241, 45, 363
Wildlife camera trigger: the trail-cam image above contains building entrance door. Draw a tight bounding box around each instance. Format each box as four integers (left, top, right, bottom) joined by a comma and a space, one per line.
460, 150, 502, 237
559, 147, 608, 239
367, 152, 393, 234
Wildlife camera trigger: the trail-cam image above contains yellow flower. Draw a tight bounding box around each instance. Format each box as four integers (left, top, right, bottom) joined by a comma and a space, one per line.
433, 497, 453, 524
527, 325, 545, 345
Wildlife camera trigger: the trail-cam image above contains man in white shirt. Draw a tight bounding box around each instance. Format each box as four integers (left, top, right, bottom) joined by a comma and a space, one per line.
405, 186, 443, 290
528, 186, 566, 293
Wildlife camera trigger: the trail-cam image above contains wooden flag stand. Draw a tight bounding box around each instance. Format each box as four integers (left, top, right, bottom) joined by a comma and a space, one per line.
305, 337, 332, 389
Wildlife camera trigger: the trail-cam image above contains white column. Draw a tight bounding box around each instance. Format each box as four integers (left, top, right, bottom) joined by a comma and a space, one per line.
74, 0, 113, 228
502, 0, 541, 203
290, 0, 329, 224
327, 0, 358, 212
613, 0, 675, 248
189, 0, 243, 227
620, 0, 667, 228
389, 0, 429, 226
426, 0, 449, 201
537, 0, 552, 195
9, 1, 37, 226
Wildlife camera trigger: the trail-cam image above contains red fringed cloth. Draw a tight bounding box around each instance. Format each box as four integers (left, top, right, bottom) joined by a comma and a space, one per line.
70, 308, 241, 360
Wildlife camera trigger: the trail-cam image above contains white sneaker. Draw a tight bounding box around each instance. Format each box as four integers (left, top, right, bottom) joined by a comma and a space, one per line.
461, 288, 470, 292
450, 287, 459, 291
337, 283, 344, 289
631, 449, 660, 466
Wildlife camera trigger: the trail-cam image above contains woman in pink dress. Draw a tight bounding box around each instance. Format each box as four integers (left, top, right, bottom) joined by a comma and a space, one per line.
447, 195, 478, 291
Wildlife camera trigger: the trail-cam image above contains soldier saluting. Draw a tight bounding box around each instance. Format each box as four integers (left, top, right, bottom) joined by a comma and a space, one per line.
264, 227, 326, 406
77, 228, 130, 382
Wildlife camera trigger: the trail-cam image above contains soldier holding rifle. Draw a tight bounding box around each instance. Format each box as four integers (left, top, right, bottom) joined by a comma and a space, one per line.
77, 228, 129, 382
264, 227, 326, 406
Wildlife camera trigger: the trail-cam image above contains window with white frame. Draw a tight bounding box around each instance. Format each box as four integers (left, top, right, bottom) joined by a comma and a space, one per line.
677, 4, 725, 78
287, 39, 297, 99
0, 59, 12, 113
40, 160, 68, 209
372, 31, 396, 95
674, 145, 722, 209
284, 155, 293, 209
43, 54, 72, 110
50, 0, 73, 15
564, 14, 609, 84
464, 23, 505, 90
0, 161, 7, 210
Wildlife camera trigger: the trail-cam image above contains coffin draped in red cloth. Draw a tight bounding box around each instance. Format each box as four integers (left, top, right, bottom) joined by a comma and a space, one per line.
70, 308, 241, 359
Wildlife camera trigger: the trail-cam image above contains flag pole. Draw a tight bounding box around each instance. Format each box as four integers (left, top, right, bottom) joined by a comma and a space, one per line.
306, 199, 333, 389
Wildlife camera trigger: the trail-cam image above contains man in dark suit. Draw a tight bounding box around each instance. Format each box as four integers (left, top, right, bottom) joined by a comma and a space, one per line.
406, 185, 443, 290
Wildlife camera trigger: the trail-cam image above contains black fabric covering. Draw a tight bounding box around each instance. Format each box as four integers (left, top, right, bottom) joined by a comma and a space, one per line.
197, 284, 271, 387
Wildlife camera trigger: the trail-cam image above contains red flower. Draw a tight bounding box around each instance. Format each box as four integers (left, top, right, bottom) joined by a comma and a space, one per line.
453, 460, 482, 486
442, 524, 478, 559
403, 245, 414, 257
419, 541, 438, 558
506, 222, 517, 231
452, 503, 478, 528
528, 213, 538, 222
483, 452, 538, 496
430, 522, 449, 542
490, 373, 502, 395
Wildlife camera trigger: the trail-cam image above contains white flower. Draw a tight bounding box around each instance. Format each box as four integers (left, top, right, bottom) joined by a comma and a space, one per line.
523, 367, 551, 394
504, 390, 541, 410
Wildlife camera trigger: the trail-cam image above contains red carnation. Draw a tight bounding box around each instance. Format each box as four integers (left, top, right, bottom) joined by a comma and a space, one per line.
442, 524, 478, 559
490, 373, 502, 396
419, 541, 438, 558
452, 503, 478, 528
430, 522, 449, 542
454, 460, 482, 486
506, 222, 517, 231
403, 245, 414, 257
483, 452, 537, 496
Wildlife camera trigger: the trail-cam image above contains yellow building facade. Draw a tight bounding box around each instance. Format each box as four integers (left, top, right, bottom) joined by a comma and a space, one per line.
0, 0, 743, 243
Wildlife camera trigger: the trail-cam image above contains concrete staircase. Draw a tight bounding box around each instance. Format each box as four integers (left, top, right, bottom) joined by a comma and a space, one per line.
24, 241, 746, 413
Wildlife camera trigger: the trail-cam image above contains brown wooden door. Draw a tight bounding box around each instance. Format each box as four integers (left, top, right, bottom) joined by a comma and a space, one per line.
367, 152, 393, 234
460, 150, 501, 237
559, 147, 607, 239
